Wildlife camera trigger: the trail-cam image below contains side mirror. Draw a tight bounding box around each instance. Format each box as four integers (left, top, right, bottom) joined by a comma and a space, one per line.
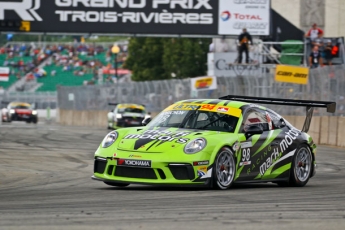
142, 117, 152, 126
245, 124, 263, 139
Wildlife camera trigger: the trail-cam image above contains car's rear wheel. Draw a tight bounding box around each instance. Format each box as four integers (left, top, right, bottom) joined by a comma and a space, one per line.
104, 182, 130, 187
289, 145, 312, 187
212, 147, 236, 190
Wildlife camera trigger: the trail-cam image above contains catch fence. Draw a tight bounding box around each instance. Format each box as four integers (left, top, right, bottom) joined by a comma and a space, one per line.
57, 65, 345, 116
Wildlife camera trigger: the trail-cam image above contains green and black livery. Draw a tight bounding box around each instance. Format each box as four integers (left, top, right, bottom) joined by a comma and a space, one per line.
93, 95, 335, 189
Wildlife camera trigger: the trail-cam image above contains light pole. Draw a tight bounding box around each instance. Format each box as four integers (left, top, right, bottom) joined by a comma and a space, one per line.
111, 45, 120, 81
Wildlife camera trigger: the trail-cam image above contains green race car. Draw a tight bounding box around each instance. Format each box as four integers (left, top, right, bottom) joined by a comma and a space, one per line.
92, 95, 335, 189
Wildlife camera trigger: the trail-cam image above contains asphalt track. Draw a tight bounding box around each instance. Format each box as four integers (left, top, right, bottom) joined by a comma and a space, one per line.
0, 122, 345, 230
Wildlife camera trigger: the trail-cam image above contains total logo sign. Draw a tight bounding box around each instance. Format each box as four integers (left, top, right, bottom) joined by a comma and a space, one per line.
220, 12, 262, 21
220, 11, 231, 21
218, 0, 270, 35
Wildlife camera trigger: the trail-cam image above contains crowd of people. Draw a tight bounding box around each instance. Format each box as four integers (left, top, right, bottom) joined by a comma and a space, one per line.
0, 43, 53, 80
0, 43, 129, 86
305, 23, 340, 68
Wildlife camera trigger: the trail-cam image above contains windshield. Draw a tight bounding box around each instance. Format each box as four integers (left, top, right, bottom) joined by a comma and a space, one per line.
148, 110, 239, 132
118, 108, 145, 114
11, 105, 30, 109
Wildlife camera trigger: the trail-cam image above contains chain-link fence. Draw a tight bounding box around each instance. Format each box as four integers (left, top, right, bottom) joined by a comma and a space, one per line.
57, 65, 345, 116
0, 92, 57, 109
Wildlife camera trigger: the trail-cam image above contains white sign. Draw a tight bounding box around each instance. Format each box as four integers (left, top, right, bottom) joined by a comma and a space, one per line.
218, 0, 270, 36
190, 76, 217, 91
207, 52, 261, 77
0, 67, 10, 82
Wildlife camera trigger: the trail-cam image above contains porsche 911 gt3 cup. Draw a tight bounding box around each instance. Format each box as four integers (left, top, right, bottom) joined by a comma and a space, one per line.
93, 95, 335, 189
107, 103, 150, 129
1, 102, 38, 123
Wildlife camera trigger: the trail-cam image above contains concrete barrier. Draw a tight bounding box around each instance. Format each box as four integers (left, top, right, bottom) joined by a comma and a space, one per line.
58, 109, 345, 148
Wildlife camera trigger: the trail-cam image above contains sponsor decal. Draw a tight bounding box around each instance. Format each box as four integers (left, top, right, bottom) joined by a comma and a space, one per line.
129, 154, 142, 158
117, 159, 151, 167
113, 153, 117, 159
165, 104, 242, 117
197, 166, 207, 177
279, 128, 300, 153
124, 129, 190, 144
193, 160, 209, 166
259, 147, 281, 175
217, 107, 229, 113
220, 11, 231, 21
275, 65, 309, 85
241, 141, 253, 148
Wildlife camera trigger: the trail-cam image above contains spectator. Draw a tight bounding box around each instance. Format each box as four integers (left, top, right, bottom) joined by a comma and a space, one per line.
209, 42, 214, 53
305, 23, 324, 46
324, 40, 334, 66
309, 45, 323, 68
237, 28, 252, 64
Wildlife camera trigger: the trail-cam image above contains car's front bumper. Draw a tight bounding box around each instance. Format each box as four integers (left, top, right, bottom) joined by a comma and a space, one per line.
92, 157, 212, 185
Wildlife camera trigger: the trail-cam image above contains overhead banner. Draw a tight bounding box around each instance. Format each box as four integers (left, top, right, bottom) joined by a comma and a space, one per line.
275, 65, 309, 85
0, 1, 272, 36
191, 76, 217, 91
0, 0, 218, 35
0, 67, 10, 82
218, 0, 270, 36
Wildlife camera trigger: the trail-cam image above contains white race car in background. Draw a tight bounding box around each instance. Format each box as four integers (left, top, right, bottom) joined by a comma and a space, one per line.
107, 103, 151, 129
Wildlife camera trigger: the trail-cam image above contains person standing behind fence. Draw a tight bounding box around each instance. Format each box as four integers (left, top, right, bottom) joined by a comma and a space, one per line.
309, 45, 323, 68
324, 40, 334, 66
237, 28, 252, 64
305, 23, 324, 46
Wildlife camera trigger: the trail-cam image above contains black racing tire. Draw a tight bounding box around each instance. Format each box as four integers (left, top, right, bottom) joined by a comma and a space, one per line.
289, 144, 313, 187
212, 147, 236, 190
33, 119, 37, 124
26, 120, 32, 123
104, 182, 130, 187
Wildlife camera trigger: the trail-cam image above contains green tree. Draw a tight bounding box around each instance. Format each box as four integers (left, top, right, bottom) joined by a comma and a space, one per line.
125, 37, 210, 81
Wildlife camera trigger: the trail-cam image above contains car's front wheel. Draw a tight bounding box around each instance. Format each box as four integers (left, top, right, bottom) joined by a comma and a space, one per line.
289, 145, 313, 187
212, 147, 236, 190
104, 182, 130, 187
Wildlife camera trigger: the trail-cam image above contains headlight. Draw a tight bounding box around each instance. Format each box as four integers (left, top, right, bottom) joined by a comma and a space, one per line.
116, 114, 122, 119
102, 131, 118, 148
10, 109, 15, 114
32, 110, 37, 115
184, 138, 207, 154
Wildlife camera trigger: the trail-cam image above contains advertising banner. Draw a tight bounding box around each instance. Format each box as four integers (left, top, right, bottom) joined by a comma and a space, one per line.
207, 53, 260, 77
0, 0, 218, 35
0, 67, 10, 82
191, 76, 217, 91
275, 65, 309, 85
218, 0, 270, 36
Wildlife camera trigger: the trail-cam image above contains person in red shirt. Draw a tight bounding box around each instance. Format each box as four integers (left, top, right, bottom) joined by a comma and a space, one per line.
305, 23, 324, 46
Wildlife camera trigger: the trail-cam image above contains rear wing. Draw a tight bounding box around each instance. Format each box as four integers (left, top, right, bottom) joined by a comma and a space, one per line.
219, 95, 336, 132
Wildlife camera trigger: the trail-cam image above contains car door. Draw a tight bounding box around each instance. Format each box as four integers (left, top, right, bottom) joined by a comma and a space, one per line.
236, 108, 283, 181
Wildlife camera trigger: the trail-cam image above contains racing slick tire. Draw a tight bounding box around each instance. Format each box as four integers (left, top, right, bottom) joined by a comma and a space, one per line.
289, 145, 313, 187
212, 147, 236, 190
32, 118, 38, 124
104, 182, 130, 187
26, 120, 32, 123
